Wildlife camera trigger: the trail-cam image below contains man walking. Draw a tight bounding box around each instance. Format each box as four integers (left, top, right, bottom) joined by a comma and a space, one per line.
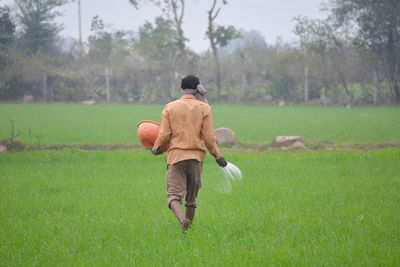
151, 75, 227, 232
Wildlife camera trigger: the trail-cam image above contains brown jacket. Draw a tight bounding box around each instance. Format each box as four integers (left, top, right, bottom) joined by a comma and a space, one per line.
153, 94, 222, 165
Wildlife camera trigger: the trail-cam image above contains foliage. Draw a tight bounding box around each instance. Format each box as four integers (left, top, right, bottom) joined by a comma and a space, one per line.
0, 5, 15, 89
135, 16, 182, 99
15, 0, 70, 54
295, 15, 356, 101
0, 5, 15, 49
295, 0, 400, 103
330, 0, 400, 102
208, 25, 241, 48
87, 16, 114, 64
0, 1, 399, 104
136, 16, 179, 67
129, 0, 188, 65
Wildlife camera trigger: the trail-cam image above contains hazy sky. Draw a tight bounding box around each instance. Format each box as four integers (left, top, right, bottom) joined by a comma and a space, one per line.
4, 0, 327, 52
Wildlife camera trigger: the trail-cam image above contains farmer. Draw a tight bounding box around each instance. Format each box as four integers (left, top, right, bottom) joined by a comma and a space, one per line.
151, 75, 227, 231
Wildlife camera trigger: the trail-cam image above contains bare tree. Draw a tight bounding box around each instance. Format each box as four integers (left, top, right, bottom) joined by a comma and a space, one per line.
207, 0, 222, 99
206, 0, 239, 101
171, 0, 185, 57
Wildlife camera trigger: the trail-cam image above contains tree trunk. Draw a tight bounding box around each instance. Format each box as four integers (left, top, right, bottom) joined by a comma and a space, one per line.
394, 61, 399, 103
78, 0, 82, 46
171, 0, 186, 60
341, 78, 350, 98
207, 0, 222, 101
212, 46, 222, 100
373, 69, 378, 105
171, 0, 187, 71
394, 83, 400, 103
386, 22, 400, 103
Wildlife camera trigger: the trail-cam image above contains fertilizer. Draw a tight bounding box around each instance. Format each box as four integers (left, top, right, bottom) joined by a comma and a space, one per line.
215, 162, 242, 193
222, 162, 242, 180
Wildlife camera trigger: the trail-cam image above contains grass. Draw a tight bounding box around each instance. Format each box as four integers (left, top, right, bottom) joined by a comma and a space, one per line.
1, 104, 400, 144
1, 103, 399, 265
1, 150, 399, 265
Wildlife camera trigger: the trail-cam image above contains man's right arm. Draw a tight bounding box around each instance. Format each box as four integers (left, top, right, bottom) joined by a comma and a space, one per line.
201, 109, 227, 167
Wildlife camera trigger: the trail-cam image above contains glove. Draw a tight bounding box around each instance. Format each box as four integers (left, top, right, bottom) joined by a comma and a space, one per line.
151, 147, 162, 155
216, 155, 227, 167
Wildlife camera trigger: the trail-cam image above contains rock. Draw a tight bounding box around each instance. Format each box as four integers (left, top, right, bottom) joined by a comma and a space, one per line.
23, 95, 33, 103
214, 128, 237, 144
274, 136, 302, 146
3, 139, 23, 151
81, 100, 96, 105
265, 94, 273, 101
9, 138, 21, 146
319, 96, 331, 106
0, 144, 7, 153
291, 141, 306, 149
339, 95, 351, 106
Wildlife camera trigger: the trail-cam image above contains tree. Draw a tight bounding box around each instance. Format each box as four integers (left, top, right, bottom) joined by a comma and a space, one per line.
294, 16, 355, 103
135, 16, 180, 99
221, 30, 269, 102
0, 5, 15, 68
206, 0, 240, 100
88, 16, 114, 64
297, 0, 400, 104
0, 5, 19, 101
170, 0, 186, 57
85, 16, 138, 102
0, 5, 15, 50
329, 0, 400, 103
15, 0, 69, 54
129, 0, 188, 67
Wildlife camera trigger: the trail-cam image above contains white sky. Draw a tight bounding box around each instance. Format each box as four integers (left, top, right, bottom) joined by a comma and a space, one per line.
3, 0, 327, 52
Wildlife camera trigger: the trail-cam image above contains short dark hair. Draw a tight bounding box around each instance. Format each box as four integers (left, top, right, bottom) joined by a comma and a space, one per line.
181, 75, 200, 89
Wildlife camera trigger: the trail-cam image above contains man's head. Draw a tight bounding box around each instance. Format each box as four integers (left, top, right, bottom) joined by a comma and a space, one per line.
181, 75, 200, 90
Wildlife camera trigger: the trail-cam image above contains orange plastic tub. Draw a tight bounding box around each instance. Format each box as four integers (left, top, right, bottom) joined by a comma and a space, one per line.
137, 120, 170, 152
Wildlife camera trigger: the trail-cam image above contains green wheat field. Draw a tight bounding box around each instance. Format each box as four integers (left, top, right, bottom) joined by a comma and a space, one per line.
1, 104, 400, 144
1, 104, 400, 266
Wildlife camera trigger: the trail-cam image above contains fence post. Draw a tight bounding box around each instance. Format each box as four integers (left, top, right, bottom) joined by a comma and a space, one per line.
43, 68, 47, 102
304, 66, 309, 102
373, 69, 378, 105
105, 67, 110, 102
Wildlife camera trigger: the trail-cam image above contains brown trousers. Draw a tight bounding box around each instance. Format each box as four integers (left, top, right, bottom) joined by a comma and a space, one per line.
166, 159, 202, 208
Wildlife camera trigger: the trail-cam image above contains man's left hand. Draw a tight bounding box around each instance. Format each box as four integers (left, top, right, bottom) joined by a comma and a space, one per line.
216, 155, 228, 167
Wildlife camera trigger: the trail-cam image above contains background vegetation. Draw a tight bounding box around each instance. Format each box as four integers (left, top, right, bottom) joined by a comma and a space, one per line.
1, 0, 399, 105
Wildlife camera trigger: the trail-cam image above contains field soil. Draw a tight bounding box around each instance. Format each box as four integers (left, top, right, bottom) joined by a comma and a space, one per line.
2, 138, 400, 152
